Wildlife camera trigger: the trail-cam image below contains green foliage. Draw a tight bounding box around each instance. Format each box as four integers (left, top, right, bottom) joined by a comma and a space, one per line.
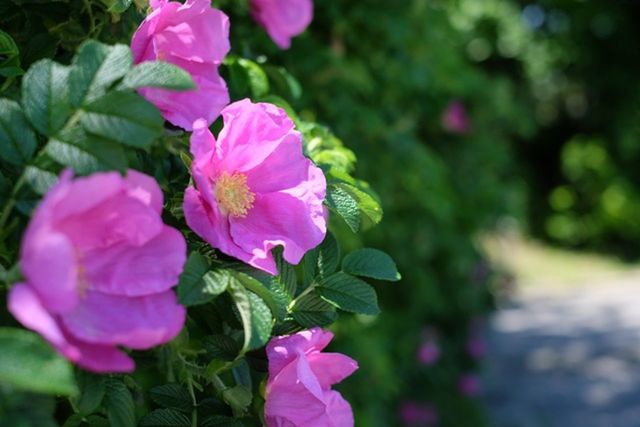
0, 327, 77, 396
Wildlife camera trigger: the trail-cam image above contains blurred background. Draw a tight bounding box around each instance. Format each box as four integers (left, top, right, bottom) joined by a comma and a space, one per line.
281, 1, 640, 426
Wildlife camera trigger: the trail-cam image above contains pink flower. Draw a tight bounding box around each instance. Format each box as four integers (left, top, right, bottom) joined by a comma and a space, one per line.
399, 401, 438, 426
265, 327, 358, 427
417, 341, 440, 366
441, 101, 471, 134
466, 337, 487, 359
131, 0, 230, 130
7, 170, 187, 373
183, 99, 327, 275
251, 0, 313, 49
458, 374, 481, 396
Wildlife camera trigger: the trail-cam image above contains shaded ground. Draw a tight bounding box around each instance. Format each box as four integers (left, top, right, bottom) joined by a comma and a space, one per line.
482, 235, 640, 427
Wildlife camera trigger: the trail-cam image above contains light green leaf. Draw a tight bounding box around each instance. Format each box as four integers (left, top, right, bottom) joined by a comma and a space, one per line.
120, 61, 195, 91
69, 41, 132, 107
247, 291, 273, 350
325, 184, 360, 232
317, 272, 380, 315
22, 59, 71, 136
24, 166, 58, 195
343, 248, 400, 281
0, 99, 37, 165
0, 327, 77, 396
81, 91, 164, 149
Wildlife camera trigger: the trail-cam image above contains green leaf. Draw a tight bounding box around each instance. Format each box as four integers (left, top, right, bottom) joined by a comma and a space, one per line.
0, 327, 77, 396
200, 416, 244, 427
80, 91, 164, 149
228, 280, 273, 352
139, 408, 190, 427
234, 271, 280, 319
22, 59, 71, 136
291, 292, 337, 327
74, 371, 106, 415
317, 233, 340, 277
23, 166, 58, 195
203, 334, 241, 361
149, 383, 193, 413
46, 127, 128, 173
69, 41, 132, 107
177, 253, 231, 306
317, 272, 380, 315
247, 291, 273, 350
340, 182, 383, 226
237, 58, 269, 98
107, 0, 133, 13
104, 379, 135, 427
0, 99, 37, 165
221, 385, 252, 417
325, 184, 360, 232
0, 30, 19, 62
343, 248, 400, 281
119, 61, 195, 91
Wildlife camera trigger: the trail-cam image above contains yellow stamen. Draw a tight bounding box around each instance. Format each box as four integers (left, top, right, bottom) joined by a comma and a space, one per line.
214, 171, 255, 218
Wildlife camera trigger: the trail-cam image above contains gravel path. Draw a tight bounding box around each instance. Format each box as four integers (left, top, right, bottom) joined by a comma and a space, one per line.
483, 272, 640, 427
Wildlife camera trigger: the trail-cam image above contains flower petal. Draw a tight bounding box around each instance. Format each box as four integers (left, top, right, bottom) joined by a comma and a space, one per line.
307, 353, 359, 389
82, 226, 186, 296
61, 290, 185, 350
124, 169, 164, 214
20, 230, 79, 313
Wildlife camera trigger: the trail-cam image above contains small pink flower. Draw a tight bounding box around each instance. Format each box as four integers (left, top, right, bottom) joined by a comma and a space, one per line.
183, 99, 327, 275
8, 170, 186, 373
265, 327, 358, 427
458, 374, 481, 396
251, 0, 313, 49
466, 337, 487, 359
441, 101, 471, 134
417, 342, 440, 366
131, 0, 230, 130
399, 401, 438, 426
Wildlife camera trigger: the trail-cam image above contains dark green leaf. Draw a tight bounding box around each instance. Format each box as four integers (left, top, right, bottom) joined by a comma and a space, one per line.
149, 383, 193, 413
0, 99, 37, 165
317, 272, 380, 315
0, 327, 76, 395
247, 291, 273, 350
177, 253, 231, 306
22, 59, 71, 136
69, 41, 131, 107
221, 385, 252, 417
291, 291, 338, 327
81, 91, 163, 149
203, 334, 241, 361
200, 415, 244, 427
139, 408, 190, 427
342, 248, 400, 281
104, 379, 135, 427
74, 371, 106, 415
119, 61, 195, 91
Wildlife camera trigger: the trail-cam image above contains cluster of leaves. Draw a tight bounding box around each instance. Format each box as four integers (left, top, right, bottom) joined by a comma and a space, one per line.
0, 2, 399, 427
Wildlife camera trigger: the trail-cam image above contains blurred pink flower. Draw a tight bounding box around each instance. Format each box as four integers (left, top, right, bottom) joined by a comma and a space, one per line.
458, 374, 481, 396
441, 101, 471, 134
131, 0, 230, 130
417, 341, 440, 366
251, 0, 313, 49
399, 401, 439, 426
466, 337, 487, 359
183, 99, 327, 275
8, 170, 186, 373
265, 327, 358, 426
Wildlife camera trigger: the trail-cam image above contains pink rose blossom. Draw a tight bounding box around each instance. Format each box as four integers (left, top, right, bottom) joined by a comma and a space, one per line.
183, 99, 327, 275
466, 337, 487, 359
441, 101, 471, 134
265, 327, 358, 427
458, 374, 481, 396
399, 401, 438, 426
417, 341, 440, 366
251, 0, 313, 49
8, 170, 186, 373
131, 0, 230, 130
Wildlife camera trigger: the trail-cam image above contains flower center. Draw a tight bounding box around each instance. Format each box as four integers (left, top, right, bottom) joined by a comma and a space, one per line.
214, 171, 255, 218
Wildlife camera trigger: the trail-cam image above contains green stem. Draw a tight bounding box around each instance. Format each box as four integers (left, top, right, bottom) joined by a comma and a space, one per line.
288, 283, 318, 310
0, 172, 26, 232
186, 377, 198, 427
